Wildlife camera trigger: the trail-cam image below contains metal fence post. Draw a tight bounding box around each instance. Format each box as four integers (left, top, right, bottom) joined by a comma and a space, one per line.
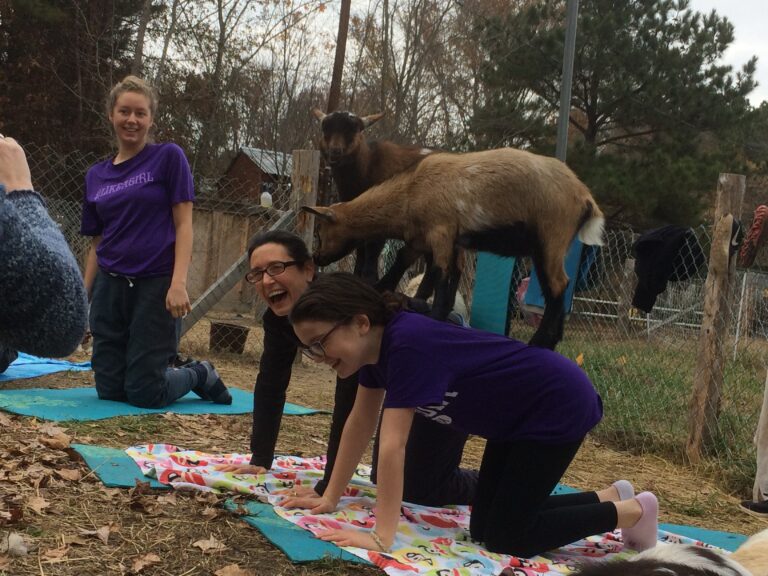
686, 173, 745, 463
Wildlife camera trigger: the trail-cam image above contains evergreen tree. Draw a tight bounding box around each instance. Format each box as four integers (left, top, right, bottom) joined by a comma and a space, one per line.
473, 0, 756, 226
0, 0, 141, 153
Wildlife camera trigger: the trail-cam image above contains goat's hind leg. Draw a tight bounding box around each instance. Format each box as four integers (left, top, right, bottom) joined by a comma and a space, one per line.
528, 253, 568, 350
429, 254, 461, 321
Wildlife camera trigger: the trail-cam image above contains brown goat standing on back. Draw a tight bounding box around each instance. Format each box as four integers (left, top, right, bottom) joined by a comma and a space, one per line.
312, 108, 433, 284
302, 147, 605, 350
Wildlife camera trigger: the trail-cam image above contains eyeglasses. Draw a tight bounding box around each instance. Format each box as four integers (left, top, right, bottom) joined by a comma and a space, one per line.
245, 261, 299, 284
300, 320, 348, 362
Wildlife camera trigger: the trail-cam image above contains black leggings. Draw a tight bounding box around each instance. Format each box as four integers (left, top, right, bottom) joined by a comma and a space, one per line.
315, 373, 478, 506
470, 438, 617, 558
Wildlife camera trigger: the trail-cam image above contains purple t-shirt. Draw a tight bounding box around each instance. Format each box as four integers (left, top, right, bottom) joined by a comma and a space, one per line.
359, 311, 603, 444
80, 142, 194, 277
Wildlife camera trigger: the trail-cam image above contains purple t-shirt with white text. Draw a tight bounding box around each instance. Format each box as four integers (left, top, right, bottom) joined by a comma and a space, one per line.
359, 311, 602, 444
80, 142, 194, 277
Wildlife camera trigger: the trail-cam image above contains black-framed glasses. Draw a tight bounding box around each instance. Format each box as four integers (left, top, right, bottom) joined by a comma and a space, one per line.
245, 260, 299, 284
300, 319, 349, 362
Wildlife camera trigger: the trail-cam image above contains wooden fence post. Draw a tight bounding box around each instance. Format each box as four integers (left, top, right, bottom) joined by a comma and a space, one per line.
289, 150, 320, 365
290, 150, 320, 250
686, 173, 745, 463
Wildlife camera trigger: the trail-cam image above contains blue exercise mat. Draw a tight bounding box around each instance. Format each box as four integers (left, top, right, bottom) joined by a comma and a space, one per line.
0, 352, 91, 382
524, 238, 583, 314
72, 444, 168, 489
470, 252, 517, 335
224, 500, 369, 565
553, 483, 745, 552
70, 443, 365, 564
73, 445, 746, 559
0, 387, 325, 421
658, 523, 746, 552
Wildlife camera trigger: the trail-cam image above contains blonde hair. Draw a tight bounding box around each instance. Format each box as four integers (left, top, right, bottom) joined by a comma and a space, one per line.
106, 75, 158, 118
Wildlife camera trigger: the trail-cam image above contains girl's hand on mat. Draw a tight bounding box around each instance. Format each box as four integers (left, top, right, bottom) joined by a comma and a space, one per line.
214, 464, 267, 475
317, 529, 381, 551
281, 494, 335, 514
291, 485, 319, 498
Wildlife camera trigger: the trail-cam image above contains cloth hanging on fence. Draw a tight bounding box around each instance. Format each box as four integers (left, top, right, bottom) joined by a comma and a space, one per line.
738, 205, 768, 268
631, 225, 705, 313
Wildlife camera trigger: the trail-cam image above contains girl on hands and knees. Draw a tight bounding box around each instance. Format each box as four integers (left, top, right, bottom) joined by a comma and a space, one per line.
218, 231, 477, 507
282, 272, 659, 557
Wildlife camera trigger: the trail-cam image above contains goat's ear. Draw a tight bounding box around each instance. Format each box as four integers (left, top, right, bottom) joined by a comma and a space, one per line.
361, 112, 384, 128
301, 205, 336, 223
311, 107, 326, 122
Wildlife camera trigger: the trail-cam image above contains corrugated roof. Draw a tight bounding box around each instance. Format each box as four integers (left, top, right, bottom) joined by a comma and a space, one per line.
240, 147, 293, 176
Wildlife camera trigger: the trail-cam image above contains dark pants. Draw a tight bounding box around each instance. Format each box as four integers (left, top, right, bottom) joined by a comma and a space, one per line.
470, 438, 617, 557
315, 373, 478, 506
90, 270, 195, 408
0, 346, 18, 374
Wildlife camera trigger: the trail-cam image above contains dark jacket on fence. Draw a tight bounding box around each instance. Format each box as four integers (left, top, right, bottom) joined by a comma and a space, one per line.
632, 225, 705, 313
0, 187, 88, 365
250, 301, 478, 506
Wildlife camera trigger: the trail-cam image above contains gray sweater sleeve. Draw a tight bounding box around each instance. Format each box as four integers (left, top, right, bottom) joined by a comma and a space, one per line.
0, 188, 89, 357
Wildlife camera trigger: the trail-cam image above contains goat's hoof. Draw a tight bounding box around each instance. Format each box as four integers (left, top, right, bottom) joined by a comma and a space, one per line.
528, 335, 557, 350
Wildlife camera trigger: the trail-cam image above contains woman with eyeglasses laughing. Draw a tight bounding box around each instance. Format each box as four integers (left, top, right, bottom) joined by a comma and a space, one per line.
217, 230, 478, 508
283, 272, 659, 558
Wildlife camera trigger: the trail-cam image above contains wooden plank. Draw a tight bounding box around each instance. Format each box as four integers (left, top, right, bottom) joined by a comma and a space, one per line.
290, 150, 320, 250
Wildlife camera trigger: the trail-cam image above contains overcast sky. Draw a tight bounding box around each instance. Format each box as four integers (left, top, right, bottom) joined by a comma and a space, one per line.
687, 0, 767, 106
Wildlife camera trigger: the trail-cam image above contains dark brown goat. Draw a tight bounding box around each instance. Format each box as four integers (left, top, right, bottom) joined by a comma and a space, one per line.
312, 108, 433, 283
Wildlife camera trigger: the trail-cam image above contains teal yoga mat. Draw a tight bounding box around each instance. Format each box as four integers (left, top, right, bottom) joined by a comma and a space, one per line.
74, 446, 747, 559
0, 387, 325, 421
224, 500, 369, 565
524, 238, 583, 314
72, 444, 168, 489
470, 252, 517, 335
71, 443, 365, 564
658, 523, 746, 552
553, 483, 745, 552
0, 352, 91, 382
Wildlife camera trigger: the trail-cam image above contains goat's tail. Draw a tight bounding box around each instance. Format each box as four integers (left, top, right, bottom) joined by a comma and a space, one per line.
577, 200, 605, 246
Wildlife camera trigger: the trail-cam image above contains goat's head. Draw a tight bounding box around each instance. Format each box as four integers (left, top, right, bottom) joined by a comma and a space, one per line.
311, 108, 384, 166
301, 205, 358, 266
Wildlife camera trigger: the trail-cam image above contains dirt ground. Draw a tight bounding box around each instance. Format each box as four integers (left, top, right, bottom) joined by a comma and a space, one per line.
0, 330, 765, 575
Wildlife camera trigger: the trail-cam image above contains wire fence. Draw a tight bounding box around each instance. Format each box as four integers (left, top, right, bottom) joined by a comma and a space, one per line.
28, 141, 768, 495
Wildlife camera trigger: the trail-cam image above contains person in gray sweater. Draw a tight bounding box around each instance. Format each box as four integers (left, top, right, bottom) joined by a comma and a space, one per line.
0, 135, 88, 372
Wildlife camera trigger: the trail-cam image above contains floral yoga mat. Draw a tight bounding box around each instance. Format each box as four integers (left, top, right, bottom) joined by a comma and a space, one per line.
126, 444, 721, 575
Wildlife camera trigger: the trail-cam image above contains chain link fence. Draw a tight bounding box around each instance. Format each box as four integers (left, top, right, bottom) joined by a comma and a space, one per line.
27, 141, 768, 495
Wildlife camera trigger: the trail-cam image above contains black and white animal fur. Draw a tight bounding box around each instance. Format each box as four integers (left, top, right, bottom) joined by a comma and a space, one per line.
303, 147, 604, 350
573, 527, 768, 576
312, 108, 433, 284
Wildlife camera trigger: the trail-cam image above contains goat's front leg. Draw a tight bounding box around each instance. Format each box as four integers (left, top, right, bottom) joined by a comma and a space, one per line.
413, 253, 437, 301
352, 240, 385, 285
376, 244, 421, 292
